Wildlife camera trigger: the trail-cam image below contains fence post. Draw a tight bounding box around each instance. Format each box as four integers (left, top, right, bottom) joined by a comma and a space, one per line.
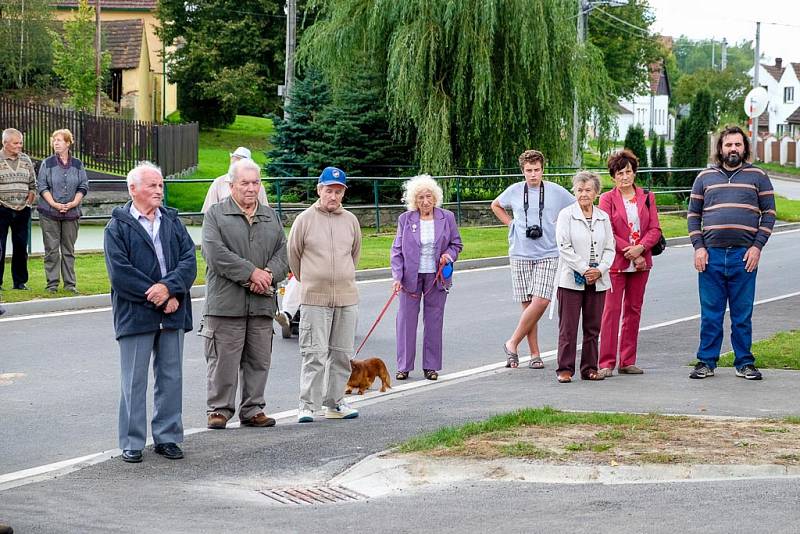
373, 179, 380, 234
275, 179, 283, 222
456, 176, 462, 225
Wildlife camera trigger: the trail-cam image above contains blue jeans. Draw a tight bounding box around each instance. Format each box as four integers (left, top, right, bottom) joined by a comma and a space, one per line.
697, 247, 756, 369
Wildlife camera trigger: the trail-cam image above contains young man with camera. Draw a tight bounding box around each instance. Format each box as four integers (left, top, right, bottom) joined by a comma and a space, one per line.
491, 149, 575, 369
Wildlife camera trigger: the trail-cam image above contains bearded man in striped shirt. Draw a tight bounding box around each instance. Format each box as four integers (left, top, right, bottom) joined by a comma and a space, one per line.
687, 125, 776, 381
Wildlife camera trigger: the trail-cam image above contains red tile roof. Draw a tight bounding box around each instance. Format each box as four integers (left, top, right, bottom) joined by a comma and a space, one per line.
787, 105, 800, 125
102, 19, 144, 69
762, 63, 785, 82
52, 0, 156, 10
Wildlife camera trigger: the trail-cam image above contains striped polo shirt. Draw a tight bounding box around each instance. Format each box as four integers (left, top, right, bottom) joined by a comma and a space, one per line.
687, 164, 776, 250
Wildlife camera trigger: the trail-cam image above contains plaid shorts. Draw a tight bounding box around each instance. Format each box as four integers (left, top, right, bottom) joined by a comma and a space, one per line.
510, 257, 558, 302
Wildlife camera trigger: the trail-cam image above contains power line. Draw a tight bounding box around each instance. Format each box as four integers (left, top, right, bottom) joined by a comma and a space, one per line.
592, 10, 653, 40
595, 8, 650, 35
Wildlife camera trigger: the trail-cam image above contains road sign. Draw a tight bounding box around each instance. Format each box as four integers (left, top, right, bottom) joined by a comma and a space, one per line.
744, 87, 769, 118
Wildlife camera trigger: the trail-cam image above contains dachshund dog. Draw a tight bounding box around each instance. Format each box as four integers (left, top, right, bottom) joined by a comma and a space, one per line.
346, 357, 392, 395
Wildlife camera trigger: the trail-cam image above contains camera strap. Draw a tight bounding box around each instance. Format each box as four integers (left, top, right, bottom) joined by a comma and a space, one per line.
523, 182, 545, 228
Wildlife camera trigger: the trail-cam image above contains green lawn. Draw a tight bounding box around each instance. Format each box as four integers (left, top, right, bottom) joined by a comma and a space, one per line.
719, 330, 800, 369
762, 162, 800, 177
166, 115, 275, 212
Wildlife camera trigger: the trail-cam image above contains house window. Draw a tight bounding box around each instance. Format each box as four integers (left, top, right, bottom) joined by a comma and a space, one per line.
785, 87, 795, 104
776, 123, 787, 136
104, 69, 123, 109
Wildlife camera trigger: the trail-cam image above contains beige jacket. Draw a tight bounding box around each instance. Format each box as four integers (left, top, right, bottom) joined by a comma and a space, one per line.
288, 200, 361, 307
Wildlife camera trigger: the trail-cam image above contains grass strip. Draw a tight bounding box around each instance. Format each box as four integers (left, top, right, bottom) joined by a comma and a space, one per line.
396, 407, 657, 452
718, 330, 800, 370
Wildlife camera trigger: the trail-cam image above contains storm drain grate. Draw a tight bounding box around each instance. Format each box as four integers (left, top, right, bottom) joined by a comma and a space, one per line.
258, 485, 364, 506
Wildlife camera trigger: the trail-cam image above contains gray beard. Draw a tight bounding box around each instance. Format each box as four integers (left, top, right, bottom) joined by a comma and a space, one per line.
724, 153, 742, 167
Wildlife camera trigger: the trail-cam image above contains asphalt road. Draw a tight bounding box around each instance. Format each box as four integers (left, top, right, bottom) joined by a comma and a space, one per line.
1, 229, 799, 476
1, 291, 799, 533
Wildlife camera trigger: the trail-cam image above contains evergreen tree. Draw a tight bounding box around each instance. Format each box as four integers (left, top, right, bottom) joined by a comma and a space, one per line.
49, 0, 110, 112
267, 69, 331, 202
650, 136, 658, 166
624, 125, 648, 167
657, 137, 668, 167
305, 68, 414, 203
671, 90, 713, 189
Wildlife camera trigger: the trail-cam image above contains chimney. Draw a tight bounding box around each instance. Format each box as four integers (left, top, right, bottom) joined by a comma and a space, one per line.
776, 58, 783, 68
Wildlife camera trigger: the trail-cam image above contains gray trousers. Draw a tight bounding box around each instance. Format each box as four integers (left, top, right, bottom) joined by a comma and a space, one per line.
39, 216, 79, 290
298, 304, 357, 411
202, 315, 273, 421
118, 329, 184, 451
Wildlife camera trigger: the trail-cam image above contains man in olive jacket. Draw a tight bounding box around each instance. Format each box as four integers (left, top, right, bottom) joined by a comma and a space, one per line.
202, 159, 288, 430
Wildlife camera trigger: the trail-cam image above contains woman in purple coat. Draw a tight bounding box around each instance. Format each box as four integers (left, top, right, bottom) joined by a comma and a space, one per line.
391, 175, 463, 381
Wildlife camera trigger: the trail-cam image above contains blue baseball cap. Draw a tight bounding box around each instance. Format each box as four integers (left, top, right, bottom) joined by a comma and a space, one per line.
318, 167, 347, 188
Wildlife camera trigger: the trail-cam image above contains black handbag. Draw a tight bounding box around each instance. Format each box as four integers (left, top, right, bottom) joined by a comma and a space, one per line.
644, 190, 666, 256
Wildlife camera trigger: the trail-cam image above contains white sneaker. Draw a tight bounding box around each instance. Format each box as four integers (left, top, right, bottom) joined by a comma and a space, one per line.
297, 408, 314, 423
324, 404, 359, 420
274, 310, 290, 328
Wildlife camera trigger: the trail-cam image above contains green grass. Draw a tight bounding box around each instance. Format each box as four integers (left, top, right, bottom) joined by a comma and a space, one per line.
762, 162, 800, 177
718, 330, 800, 369
166, 115, 274, 212
499, 442, 552, 459
776, 195, 800, 222
395, 407, 657, 452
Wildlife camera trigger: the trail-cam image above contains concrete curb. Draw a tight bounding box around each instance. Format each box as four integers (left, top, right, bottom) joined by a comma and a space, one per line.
332, 451, 800, 497
4, 224, 799, 317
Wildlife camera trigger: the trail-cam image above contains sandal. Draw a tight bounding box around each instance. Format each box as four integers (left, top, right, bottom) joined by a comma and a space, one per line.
582, 371, 605, 381
424, 369, 438, 381
396, 371, 409, 380
528, 355, 544, 369
557, 372, 572, 383
503, 344, 519, 368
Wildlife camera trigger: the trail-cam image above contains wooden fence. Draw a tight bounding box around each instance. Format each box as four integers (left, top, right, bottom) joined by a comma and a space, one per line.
0, 97, 198, 177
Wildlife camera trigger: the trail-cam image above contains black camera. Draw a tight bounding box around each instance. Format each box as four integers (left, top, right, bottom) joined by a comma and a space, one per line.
525, 225, 543, 240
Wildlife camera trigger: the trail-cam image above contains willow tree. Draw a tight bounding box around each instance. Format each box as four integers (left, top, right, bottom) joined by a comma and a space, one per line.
300, 0, 612, 173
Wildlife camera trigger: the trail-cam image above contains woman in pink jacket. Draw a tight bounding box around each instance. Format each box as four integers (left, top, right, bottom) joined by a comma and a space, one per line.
598, 149, 662, 377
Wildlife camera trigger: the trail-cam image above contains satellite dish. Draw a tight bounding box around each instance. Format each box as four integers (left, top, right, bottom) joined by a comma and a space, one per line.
744, 87, 769, 118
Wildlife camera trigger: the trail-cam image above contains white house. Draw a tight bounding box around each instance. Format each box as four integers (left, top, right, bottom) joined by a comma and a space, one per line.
615, 59, 674, 141
748, 58, 800, 138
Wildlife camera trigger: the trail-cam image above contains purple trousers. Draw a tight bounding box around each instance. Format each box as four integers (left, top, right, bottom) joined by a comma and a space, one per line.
396, 273, 448, 372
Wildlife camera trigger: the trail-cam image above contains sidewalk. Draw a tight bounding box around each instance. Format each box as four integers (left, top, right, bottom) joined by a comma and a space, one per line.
1, 296, 798, 533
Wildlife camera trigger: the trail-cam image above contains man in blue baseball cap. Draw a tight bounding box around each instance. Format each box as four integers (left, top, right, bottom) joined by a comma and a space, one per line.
288, 166, 362, 423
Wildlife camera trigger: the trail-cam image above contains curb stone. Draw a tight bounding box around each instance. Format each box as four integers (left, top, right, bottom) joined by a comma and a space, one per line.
331, 451, 800, 497
4, 223, 799, 317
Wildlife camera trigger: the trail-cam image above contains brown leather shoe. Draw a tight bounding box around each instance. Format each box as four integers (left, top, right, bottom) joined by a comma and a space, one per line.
207, 412, 228, 430
241, 412, 276, 427
619, 365, 644, 374
557, 371, 572, 383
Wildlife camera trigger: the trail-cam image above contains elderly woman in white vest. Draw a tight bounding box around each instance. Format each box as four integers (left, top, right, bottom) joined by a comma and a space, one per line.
554, 171, 615, 383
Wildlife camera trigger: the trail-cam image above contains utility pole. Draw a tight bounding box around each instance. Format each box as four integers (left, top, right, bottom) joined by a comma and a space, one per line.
283, 0, 296, 120
721, 38, 727, 70
95, 0, 102, 117
19, 0, 25, 88
571, 0, 587, 168
752, 22, 760, 157
711, 39, 715, 70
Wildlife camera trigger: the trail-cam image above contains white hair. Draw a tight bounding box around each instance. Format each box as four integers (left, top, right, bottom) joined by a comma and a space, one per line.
126, 161, 162, 187
2, 128, 23, 143
401, 174, 443, 211
571, 170, 601, 195
230, 158, 262, 182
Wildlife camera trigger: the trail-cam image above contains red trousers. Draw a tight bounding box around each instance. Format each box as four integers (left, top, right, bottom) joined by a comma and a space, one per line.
557, 285, 605, 378
599, 270, 650, 369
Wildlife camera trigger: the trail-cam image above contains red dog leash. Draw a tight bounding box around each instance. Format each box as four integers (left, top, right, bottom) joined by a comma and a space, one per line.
355, 261, 450, 355
355, 288, 399, 356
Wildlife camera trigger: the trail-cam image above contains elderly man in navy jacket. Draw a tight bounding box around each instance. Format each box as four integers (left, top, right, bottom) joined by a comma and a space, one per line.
104, 161, 197, 463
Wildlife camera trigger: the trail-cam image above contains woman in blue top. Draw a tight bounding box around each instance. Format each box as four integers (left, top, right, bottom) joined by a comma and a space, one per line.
37, 129, 89, 293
